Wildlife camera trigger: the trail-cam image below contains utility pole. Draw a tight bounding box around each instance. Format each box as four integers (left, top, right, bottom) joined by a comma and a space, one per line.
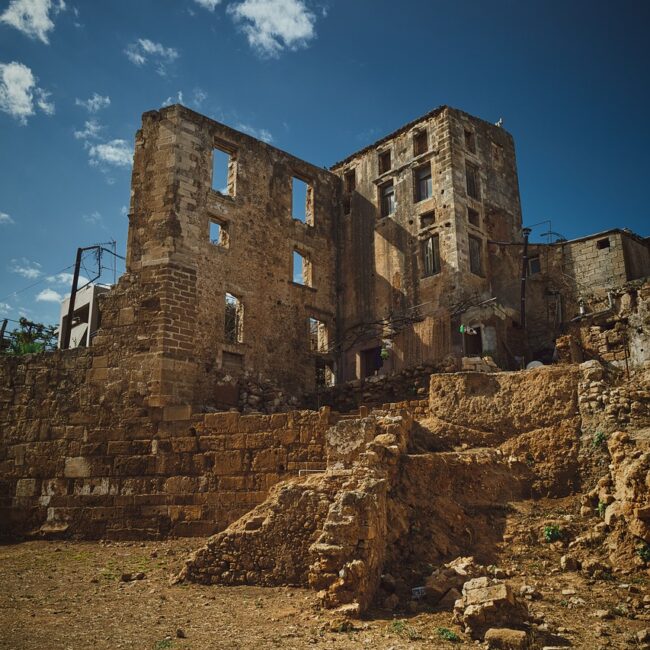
62, 247, 84, 350
520, 227, 532, 328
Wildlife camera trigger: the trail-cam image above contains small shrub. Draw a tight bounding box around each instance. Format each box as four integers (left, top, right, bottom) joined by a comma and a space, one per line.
598, 501, 606, 517
543, 525, 562, 543
389, 619, 422, 640
592, 431, 607, 449
437, 627, 460, 642
637, 542, 650, 563
154, 639, 173, 650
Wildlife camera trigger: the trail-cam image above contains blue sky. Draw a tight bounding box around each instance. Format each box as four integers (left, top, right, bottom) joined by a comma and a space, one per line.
1, 0, 649, 326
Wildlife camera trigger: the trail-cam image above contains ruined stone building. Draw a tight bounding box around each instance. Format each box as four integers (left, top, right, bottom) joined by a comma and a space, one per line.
1, 103, 649, 543
106, 103, 648, 405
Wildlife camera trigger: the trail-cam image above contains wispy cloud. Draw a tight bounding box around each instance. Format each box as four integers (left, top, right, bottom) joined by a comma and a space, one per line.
162, 90, 184, 107
161, 87, 208, 109
0, 211, 15, 224
47, 272, 89, 286
35, 287, 62, 303
228, 0, 317, 57
82, 211, 102, 225
0, 302, 12, 313
74, 118, 102, 140
9, 258, 42, 279
0, 0, 66, 45
75, 92, 110, 113
0, 61, 54, 124
193, 0, 221, 10
236, 122, 273, 143
88, 139, 132, 168
125, 38, 179, 75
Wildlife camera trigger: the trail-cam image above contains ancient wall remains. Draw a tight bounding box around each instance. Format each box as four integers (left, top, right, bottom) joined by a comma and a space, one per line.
0, 346, 332, 540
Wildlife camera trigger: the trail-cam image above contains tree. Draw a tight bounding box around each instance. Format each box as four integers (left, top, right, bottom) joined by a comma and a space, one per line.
3, 318, 58, 355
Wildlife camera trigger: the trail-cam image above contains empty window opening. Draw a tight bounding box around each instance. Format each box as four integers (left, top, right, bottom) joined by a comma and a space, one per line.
309, 317, 328, 353
465, 129, 476, 153
378, 150, 391, 174
528, 256, 541, 275
467, 207, 480, 227
413, 130, 428, 156
469, 235, 483, 276
344, 169, 356, 193
361, 346, 383, 378
420, 210, 435, 228
315, 358, 336, 388
343, 196, 351, 215
292, 176, 314, 225
224, 293, 243, 344
293, 250, 312, 286
209, 219, 229, 247
380, 180, 395, 217
466, 162, 480, 200
212, 145, 235, 195
422, 234, 441, 277
463, 327, 482, 356
415, 163, 432, 202
596, 238, 610, 250
222, 350, 244, 371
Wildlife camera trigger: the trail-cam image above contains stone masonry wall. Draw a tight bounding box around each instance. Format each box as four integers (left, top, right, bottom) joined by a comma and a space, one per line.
0, 348, 331, 540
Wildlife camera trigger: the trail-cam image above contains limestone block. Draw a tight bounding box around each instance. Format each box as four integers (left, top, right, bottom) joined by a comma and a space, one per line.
64, 457, 91, 478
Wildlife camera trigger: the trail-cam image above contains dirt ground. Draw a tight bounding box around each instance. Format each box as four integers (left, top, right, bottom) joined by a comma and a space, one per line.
1, 500, 649, 650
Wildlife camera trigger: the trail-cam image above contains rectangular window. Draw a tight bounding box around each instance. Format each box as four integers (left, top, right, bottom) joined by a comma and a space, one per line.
464, 129, 476, 153
378, 150, 391, 174
467, 207, 480, 227
343, 195, 351, 215
379, 180, 395, 217
209, 219, 229, 247
413, 130, 428, 156
212, 144, 235, 195
344, 169, 356, 193
361, 346, 383, 378
292, 250, 312, 286
596, 238, 610, 250
225, 293, 243, 344
420, 210, 435, 228
528, 256, 541, 275
292, 176, 314, 225
415, 163, 432, 202
422, 235, 441, 277
466, 163, 480, 200
309, 317, 328, 353
469, 235, 483, 276
315, 358, 335, 387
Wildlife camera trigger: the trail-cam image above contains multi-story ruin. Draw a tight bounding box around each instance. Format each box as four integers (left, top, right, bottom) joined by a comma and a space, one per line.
1, 103, 648, 547
87, 104, 650, 406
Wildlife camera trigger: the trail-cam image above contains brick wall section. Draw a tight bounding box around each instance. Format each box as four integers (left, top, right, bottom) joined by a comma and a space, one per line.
0, 354, 332, 540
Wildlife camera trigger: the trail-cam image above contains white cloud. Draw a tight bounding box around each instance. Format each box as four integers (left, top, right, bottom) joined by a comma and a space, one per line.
74, 118, 102, 140
46, 272, 89, 286
75, 92, 110, 113
0, 212, 15, 224
9, 258, 42, 279
0, 302, 12, 313
120, 205, 128, 216
125, 38, 179, 75
0, 61, 54, 124
193, 0, 221, 10
228, 0, 316, 57
35, 288, 62, 303
236, 122, 273, 143
82, 211, 102, 225
0, 0, 66, 44
88, 139, 132, 168
162, 90, 184, 107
